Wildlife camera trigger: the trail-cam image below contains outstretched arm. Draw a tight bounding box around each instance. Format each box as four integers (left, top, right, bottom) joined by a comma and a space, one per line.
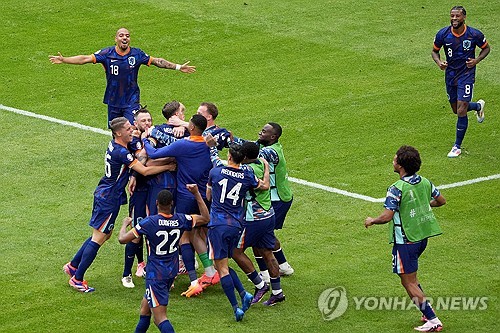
49, 52, 94, 65
151, 58, 196, 73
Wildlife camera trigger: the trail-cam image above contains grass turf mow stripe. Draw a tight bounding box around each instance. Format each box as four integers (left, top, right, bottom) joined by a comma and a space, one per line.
2, 103, 498, 203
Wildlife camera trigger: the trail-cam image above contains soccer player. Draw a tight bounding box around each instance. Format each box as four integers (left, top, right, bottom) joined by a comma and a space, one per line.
431, 6, 490, 158
143, 114, 218, 297
118, 185, 210, 333
49, 28, 196, 126
364, 145, 446, 332
62, 117, 175, 293
206, 143, 269, 321
256, 123, 294, 282
146, 100, 189, 216
167, 102, 242, 150
233, 141, 285, 306
121, 107, 153, 288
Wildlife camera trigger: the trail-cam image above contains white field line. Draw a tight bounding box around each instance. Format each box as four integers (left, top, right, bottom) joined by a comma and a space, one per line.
2, 104, 499, 203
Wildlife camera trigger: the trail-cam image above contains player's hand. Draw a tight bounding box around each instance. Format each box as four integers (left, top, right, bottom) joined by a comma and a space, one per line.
172, 126, 186, 138
204, 133, 217, 147
466, 58, 478, 68
258, 157, 269, 168
122, 216, 133, 227
364, 217, 375, 228
49, 52, 64, 64
179, 61, 196, 74
186, 184, 199, 194
438, 60, 448, 70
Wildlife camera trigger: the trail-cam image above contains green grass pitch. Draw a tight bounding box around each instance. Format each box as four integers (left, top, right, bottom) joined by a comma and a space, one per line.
0, 0, 498, 332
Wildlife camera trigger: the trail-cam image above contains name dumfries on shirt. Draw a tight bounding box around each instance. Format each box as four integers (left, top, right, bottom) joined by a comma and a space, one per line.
158, 219, 179, 227
221, 168, 245, 179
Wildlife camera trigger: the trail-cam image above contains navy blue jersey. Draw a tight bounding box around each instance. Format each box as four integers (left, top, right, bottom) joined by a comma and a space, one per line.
144, 136, 212, 199
128, 135, 149, 192
203, 125, 243, 151
92, 46, 151, 108
433, 25, 488, 83
94, 140, 137, 200
133, 212, 194, 279
208, 166, 259, 228
150, 124, 188, 148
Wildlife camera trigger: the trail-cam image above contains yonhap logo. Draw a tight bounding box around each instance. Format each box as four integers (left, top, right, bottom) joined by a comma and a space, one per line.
318, 286, 348, 320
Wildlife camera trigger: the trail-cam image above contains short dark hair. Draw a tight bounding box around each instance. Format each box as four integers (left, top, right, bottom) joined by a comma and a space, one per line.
200, 102, 219, 120
268, 122, 282, 139
242, 141, 260, 160
157, 189, 173, 207
134, 105, 150, 120
110, 117, 129, 136
190, 114, 207, 133
162, 100, 181, 120
396, 145, 421, 175
451, 5, 466, 16
229, 144, 245, 164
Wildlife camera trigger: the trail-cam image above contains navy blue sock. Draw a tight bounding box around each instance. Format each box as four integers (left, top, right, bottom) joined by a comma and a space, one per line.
420, 300, 437, 320
247, 270, 263, 285
157, 319, 174, 333
134, 315, 151, 333
136, 237, 144, 263
70, 237, 91, 268
467, 102, 480, 111
454, 115, 468, 148
220, 275, 239, 310
254, 256, 268, 271
124, 242, 138, 277
180, 244, 197, 282
270, 276, 282, 294
74, 241, 100, 281
229, 268, 245, 297
272, 248, 287, 265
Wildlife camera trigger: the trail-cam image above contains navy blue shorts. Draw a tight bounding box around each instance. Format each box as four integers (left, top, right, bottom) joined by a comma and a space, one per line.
145, 278, 174, 308
129, 190, 148, 227
175, 195, 210, 215
238, 215, 276, 249
88, 197, 121, 234
392, 239, 428, 274
446, 76, 475, 103
271, 199, 293, 230
107, 104, 140, 127
208, 225, 241, 260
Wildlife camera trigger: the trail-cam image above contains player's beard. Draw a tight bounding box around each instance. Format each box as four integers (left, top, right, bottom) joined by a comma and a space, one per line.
256, 139, 268, 146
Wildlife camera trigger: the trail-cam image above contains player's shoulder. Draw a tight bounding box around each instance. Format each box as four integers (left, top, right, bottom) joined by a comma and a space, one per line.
130, 47, 149, 56
94, 46, 115, 55
466, 25, 485, 37
435, 26, 451, 36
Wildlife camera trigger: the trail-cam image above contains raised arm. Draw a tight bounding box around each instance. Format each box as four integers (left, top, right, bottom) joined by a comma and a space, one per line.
49, 52, 94, 65
118, 217, 137, 244
186, 184, 210, 225
151, 58, 196, 73
256, 158, 270, 190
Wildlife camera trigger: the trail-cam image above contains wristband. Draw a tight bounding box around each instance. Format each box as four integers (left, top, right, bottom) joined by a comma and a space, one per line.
175, 64, 181, 71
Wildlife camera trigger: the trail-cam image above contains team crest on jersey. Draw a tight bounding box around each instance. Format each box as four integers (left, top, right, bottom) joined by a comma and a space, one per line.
128, 56, 136, 66
462, 40, 472, 51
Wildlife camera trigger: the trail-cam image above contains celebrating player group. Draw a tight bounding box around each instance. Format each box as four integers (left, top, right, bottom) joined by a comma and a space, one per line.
50, 5, 490, 331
